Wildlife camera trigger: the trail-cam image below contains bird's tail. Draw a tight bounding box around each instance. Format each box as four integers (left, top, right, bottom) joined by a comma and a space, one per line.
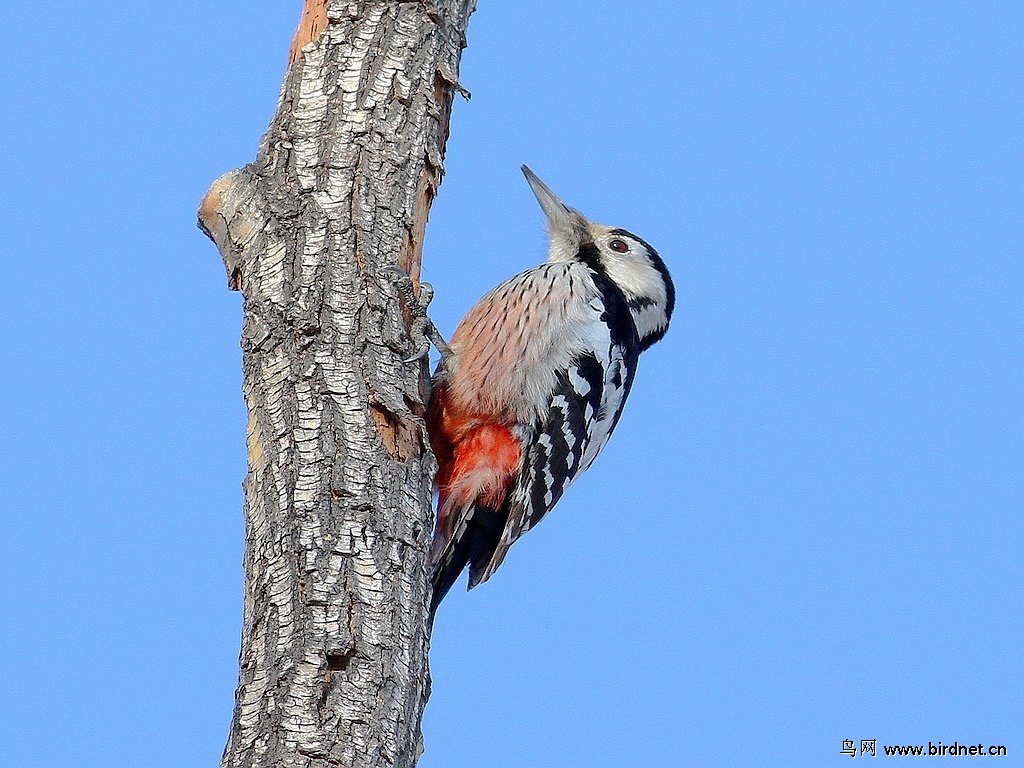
429, 503, 508, 619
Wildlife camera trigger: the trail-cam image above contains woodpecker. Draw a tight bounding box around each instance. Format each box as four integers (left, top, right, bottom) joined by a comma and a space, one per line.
427, 166, 674, 614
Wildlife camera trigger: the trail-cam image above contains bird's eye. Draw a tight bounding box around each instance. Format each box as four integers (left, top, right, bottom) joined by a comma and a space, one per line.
609, 238, 630, 253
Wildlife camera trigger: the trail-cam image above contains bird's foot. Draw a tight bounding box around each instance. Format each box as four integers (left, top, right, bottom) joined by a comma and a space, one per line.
382, 265, 453, 364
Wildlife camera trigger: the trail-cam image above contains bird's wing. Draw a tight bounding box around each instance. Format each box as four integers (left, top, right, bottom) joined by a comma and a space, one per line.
471, 330, 638, 586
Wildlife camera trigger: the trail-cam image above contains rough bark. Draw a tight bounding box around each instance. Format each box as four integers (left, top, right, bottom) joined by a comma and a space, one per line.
197, 2, 475, 766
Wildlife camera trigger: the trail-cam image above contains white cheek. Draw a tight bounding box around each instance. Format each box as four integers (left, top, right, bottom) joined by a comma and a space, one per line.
602, 257, 664, 301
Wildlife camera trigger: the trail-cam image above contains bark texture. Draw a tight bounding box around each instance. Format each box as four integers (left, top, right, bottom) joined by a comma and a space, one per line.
198, 2, 475, 766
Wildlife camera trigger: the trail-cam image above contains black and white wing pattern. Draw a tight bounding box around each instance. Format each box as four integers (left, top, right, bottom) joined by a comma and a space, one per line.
470, 323, 639, 587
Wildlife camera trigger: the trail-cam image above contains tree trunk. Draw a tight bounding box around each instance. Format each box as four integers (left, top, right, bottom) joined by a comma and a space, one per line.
197, 2, 475, 766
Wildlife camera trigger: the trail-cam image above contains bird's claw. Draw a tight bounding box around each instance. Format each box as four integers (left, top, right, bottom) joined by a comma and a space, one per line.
403, 344, 431, 364
383, 265, 453, 363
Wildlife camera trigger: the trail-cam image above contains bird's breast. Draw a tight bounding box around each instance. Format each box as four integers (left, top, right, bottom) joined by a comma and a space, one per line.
444, 264, 608, 425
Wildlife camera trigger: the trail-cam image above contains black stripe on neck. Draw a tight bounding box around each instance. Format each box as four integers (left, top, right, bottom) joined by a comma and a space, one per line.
576, 242, 603, 273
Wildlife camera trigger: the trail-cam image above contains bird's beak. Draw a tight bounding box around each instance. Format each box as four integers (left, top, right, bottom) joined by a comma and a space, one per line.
521, 165, 591, 247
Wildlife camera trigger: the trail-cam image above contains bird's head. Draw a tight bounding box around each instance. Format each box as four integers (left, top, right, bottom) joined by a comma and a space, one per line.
522, 165, 675, 350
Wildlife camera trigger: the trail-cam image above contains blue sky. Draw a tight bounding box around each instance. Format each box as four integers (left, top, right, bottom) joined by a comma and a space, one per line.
1, 2, 1021, 766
